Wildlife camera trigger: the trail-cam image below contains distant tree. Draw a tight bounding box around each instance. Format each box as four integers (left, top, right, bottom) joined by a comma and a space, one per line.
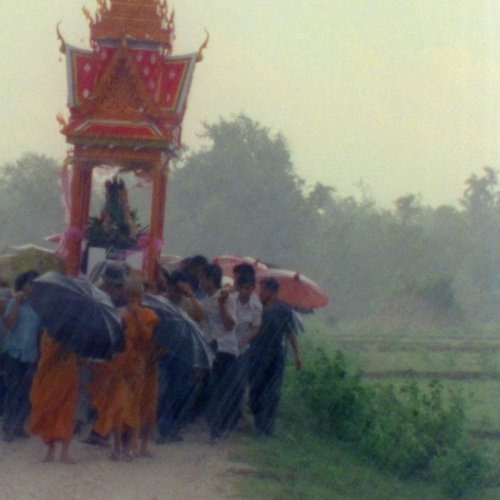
307, 182, 336, 216
395, 194, 423, 225
460, 166, 499, 224
5, 139, 500, 322
165, 115, 308, 267
457, 167, 500, 318
0, 153, 64, 249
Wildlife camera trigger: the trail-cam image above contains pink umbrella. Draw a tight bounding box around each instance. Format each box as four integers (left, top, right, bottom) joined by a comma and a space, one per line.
213, 254, 268, 278
257, 268, 329, 310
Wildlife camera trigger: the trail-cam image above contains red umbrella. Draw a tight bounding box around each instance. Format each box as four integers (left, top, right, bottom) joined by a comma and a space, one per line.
213, 254, 268, 278
257, 268, 329, 310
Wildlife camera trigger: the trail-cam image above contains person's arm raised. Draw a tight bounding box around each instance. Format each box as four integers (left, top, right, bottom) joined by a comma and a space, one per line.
177, 282, 205, 323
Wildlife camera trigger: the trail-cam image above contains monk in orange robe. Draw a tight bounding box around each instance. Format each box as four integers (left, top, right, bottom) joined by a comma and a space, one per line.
29, 332, 78, 463
88, 360, 126, 443
91, 280, 158, 461
137, 338, 159, 456
121, 282, 159, 458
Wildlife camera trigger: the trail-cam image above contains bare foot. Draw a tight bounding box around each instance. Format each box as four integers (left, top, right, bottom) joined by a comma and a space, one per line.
61, 455, 77, 465
110, 450, 122, 461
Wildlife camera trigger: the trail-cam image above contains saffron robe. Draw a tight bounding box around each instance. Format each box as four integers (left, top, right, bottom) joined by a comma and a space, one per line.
91, 307, 158, 436
29, 333, 78, 443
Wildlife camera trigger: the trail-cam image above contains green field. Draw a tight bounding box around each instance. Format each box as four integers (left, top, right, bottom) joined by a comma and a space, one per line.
307, 322, 500, 435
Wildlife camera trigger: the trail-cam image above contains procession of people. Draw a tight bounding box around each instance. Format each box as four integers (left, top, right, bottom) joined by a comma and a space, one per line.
0, 256, 302, 464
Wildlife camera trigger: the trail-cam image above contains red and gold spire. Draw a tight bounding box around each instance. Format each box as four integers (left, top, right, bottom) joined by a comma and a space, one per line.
59, 0, 202, 283
84, 0, 175, 52
60, 0, 200, 152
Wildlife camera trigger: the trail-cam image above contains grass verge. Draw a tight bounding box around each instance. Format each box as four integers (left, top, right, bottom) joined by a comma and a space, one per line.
230, 340, 500, 499
233, 427, 448, 500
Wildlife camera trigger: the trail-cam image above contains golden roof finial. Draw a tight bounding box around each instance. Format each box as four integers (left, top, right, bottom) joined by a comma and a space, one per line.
56, 22, 66, 54
196, 29, 209, 62
56, 113, 68, 132
88, 0, 175, 51
82, 6, 95, 26
96, 0, 109, 13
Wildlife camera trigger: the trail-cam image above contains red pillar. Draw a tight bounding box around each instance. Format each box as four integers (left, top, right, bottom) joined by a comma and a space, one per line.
66, 163, 92, 276
80, 166, 93, 232
146, 161, 169, 283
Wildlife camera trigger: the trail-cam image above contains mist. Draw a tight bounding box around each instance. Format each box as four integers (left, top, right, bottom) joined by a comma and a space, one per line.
2, 116, 500, 325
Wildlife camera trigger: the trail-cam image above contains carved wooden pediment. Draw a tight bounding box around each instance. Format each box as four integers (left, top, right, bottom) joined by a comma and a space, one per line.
79, 46, 160, 119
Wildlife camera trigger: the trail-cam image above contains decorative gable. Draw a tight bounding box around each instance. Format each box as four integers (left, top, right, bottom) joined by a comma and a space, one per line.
59, 0, 204, 152
78, 45, 160, 119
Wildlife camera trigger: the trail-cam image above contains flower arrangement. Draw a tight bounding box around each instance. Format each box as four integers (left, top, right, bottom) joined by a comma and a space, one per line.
87, 176, 148, 249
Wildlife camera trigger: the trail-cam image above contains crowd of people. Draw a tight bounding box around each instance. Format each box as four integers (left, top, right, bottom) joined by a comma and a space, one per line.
0, 255, 302, 463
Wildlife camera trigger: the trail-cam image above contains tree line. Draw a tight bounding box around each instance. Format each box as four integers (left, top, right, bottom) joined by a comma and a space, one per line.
1, 115, 499, 322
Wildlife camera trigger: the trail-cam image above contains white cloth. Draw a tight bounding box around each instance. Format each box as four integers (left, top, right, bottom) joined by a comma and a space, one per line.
200, 289, 238, 355
233, 292, 262, 355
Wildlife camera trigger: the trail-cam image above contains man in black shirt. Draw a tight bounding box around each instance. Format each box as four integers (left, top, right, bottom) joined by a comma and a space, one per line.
248, 278, 302, 435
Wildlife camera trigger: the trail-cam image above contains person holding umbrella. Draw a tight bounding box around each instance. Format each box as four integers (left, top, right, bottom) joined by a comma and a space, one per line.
82, 262, 129, 446
28, 332, 79, 463
156, 270, 204, 444
248, 277, 302, 436
91, 279, 159, 460
2, 270, 40, 442
27, 270, 126, 460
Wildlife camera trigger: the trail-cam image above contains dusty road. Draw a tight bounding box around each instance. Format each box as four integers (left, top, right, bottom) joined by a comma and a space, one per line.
0, 423, 249, 500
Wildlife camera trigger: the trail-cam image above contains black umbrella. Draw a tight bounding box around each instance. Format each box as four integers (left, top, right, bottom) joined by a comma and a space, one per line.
142, 293, 214, 369
31, 272, 124, 360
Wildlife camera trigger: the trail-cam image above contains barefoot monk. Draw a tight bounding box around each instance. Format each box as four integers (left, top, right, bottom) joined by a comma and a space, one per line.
29, 332, 78, 463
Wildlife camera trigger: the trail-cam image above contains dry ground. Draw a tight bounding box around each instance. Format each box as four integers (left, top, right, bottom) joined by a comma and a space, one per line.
0, 422, 249, 500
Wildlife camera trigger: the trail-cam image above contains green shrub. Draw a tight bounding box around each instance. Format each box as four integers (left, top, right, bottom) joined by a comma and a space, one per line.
283, 348, 493, 497
430, 444, 489, 498
360, 381, 465, 477
286, 349, 371, 441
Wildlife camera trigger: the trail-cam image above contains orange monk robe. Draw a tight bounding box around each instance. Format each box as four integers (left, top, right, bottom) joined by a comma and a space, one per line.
29, 333, 78, 444
139, 345, 159, 429
121, 307, 159, 431
89, 360, 129, 437
91, 307, 158, 436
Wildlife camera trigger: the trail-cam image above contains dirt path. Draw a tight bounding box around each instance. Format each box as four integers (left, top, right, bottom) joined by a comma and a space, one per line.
0, 423, 249, 500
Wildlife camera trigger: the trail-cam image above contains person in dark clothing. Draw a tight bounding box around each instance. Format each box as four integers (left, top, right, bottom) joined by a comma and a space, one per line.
156, 271, 203, 444
2, 270, 40, 442
0, 280, 13, 417
180, 255, 209, 300
156, 356, 192, 443
248, 278, 302, 436
199, 264, 238, 443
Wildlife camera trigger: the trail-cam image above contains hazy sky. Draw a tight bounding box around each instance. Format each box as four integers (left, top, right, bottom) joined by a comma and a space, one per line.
0, 1, 498, 207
